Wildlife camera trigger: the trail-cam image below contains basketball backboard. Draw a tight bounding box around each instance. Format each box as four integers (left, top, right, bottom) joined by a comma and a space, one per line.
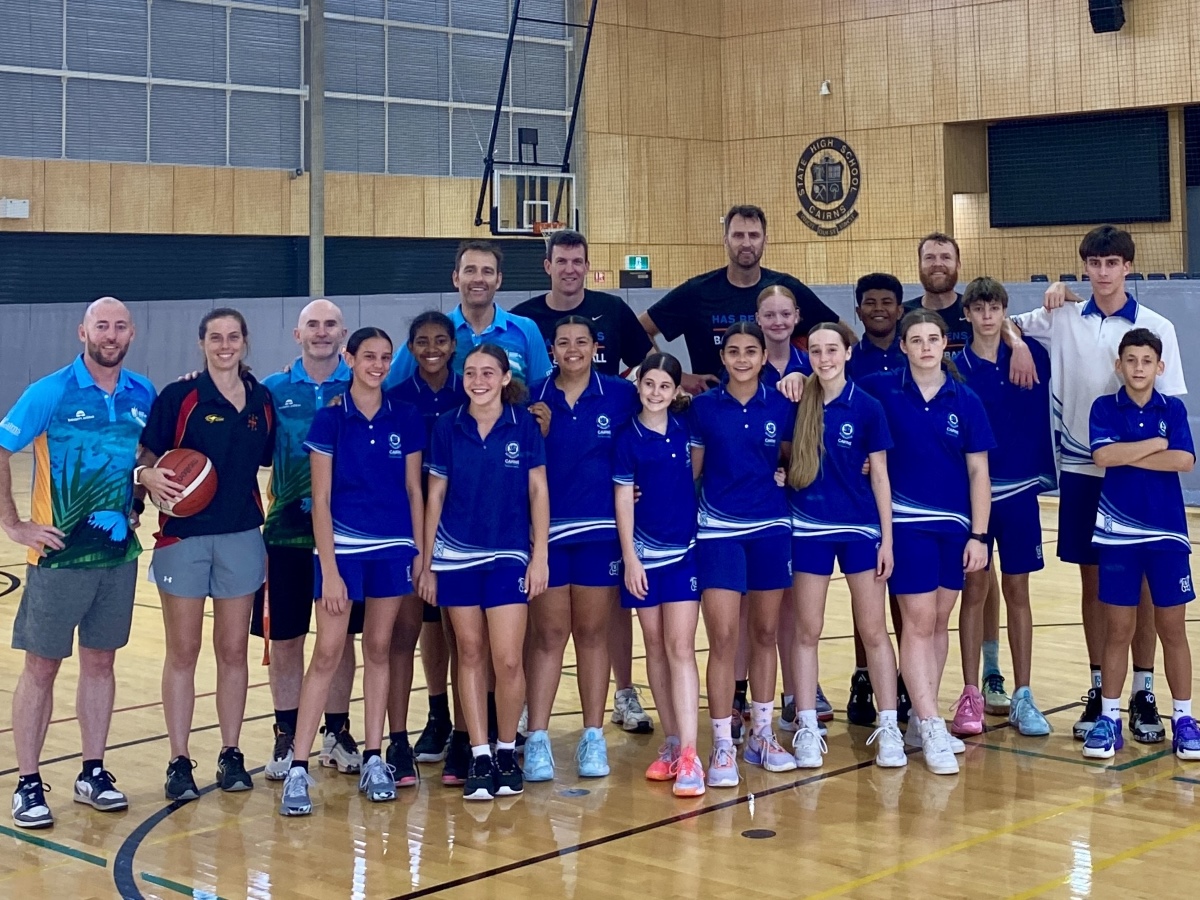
489, 167, 577, 236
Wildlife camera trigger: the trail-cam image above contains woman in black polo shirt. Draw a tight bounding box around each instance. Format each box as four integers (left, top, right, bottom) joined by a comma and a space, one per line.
138, 307, 275, 802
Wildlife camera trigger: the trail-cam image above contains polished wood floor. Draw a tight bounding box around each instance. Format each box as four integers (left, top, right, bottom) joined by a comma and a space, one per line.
2, 450, 1200, 899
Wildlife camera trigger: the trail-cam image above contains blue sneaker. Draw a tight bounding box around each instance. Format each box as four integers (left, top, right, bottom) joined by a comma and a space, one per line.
815, 684, 834, 722
1009, 687, 1051, 737
576, 728, 610, 777
1173, 716, 1200, 760
522, 730, 555, 782
1082, 715, 1123, 759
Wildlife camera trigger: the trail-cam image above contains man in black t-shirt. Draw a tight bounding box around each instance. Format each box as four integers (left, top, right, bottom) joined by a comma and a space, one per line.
512, 230, 652, 376
902, 232, 972, 354
639, 204, 840, 394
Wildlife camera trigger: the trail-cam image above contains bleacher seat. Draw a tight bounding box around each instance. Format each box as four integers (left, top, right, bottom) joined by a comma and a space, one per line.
1030, 274, 1049, 282
1059, 274, 1078, 281
1169, 272, 1189, 279
1147, 273, 1167, 281
1127, 273, 1144, 281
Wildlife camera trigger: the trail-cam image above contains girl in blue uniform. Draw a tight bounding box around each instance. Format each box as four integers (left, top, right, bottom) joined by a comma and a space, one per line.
613, 352, 705, 796
421, 344, 549, 801
784, 323, 904, 770
279, 327, 426, 816
691, 322, 797, 787
756, 285, 812, 388
523, 315, 639, 781
859, 310, 994, 776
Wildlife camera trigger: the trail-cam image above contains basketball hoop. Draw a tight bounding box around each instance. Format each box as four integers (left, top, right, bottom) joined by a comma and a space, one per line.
533, 220, 568, 237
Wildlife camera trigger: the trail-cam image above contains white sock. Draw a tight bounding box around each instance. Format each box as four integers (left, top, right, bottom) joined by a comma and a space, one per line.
879, 709, 898, 726
782, 693, 794, 707
1101, 696, 1121, 721
798, 709, 819, 729
711, 715, 732, 745
1174, 699, 1193, 722
751, 700, 773, 736
495, 740, 516, 752
471, 744, 490, 758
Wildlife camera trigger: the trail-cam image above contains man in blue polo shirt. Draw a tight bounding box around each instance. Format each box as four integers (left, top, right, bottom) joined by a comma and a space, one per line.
0, 297, 156, 829
386, 241, 553, 389
846, 273, 906, 381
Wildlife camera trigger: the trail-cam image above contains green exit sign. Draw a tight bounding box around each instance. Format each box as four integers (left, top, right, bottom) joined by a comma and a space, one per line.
624, 255, 650, 271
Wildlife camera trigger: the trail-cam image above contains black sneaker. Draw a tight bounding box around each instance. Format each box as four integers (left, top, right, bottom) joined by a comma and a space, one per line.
730, 708, 744, 746
12, 780, 53, 828
847, 670, 877, 727
165, 757, 200, 802
215, 747, 253, 792
386, 738, 419, 788
1073, 687, 1102, 741
442, 732, 471, 786
414, 714, 453, 763
1129, 690, 1166, 744
463, 754, 497, 801
264, 723, 295, 782
73, 767, 128, 811
494, 749, 523, 796
896, 674, 911, 725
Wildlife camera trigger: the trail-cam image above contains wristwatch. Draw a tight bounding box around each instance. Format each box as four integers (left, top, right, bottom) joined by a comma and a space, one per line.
131, 497, 146, 515
132, 465, 147, 485
969, 532, 987, 544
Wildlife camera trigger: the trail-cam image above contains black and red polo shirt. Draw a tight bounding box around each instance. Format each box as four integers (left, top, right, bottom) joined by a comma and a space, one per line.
141, 370, 275, 544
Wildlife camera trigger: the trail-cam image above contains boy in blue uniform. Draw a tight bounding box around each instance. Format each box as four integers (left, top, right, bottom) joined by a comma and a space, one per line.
952, 278, 1056, 738
846, 273, 906, 382
1082, 328, 1199, 760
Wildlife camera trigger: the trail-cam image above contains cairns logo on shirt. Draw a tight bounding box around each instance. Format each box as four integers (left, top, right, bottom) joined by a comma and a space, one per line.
634, 540, 645, 559
1103, 515, 1114, 534
1181, 574, 1193, 595
280, 398, 301, 410
596, 414, 612, 437
838, 421, 854, 448
764, 421, 778, 446
388, 433, 403, 457
946, 412, 960, 438
67, 409, 94, 423
505, 441, 521, 468
1159, 420, 1168, 437
0, 418, 19, 437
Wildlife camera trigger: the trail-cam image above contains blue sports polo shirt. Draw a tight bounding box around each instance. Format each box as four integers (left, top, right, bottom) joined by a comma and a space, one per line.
304, 392, 425, 559
847, 335, 905, 382
262, 359, 352, 548
689, 383, 795, 539
789, 382, 892, 542
860, 369, 996, 534
0, 355, 155, 568
387, 371, 468, 473
955, 340, 1056, 501
428, 405, 547, 570
529, 371, 639, 546
385, 304, 554, 389
1090, 388, 1195, 552
612, 414, 697, 568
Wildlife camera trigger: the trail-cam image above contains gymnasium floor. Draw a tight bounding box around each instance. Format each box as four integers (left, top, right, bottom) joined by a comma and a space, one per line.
2, 451, 1199, 899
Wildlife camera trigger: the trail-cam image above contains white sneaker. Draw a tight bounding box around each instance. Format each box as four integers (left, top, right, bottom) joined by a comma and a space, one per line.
612, 687, 654, 734
264, 724, 295, 781
904, 719, 965, 754
867, 721, 908, 768
517, 704, 529, 738
320, 725, 362, 774
920, 717, 960, 775
790, 723, 827, 768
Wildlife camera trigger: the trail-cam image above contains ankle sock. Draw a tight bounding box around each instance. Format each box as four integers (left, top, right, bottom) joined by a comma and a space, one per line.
324, 711, 348, 734
782, 693, 794, 707
276, 708, 299, 731
389, 730, 408, 746
879, 709, 898, 726
1174, 699, 1193, 721
292, 760, 309, 773
17, 773, 41, 789
471, 744, 490, 759
711, 715, 732, 745
81, 758, 103, 777
982, 640, 1001, 679
1101, 696, 1121, 721
495, 740, 516, 752
363, 748, 381, 763
1090, 666, 1103, 690
799, 709, 819, 730
734, 679, 748, 701
1133, 667, 1154, 694
751, 700, 773, 735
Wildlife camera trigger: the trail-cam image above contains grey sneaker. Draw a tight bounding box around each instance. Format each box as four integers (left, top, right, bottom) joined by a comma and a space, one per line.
278, 767, 316, 817
358, 755, 396, 802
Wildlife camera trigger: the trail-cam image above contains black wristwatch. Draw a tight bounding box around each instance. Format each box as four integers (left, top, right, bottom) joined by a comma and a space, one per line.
969, 532, 987, 544
131, 498, 146, 515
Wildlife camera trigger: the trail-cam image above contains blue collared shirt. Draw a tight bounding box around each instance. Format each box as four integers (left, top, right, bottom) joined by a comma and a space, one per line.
1081, 292, 1139, 322
304, 391, 425, 559
530, 371, 639, 545
387, 372, 468, 473
612, 414, 697, 568
1090, 388, 1195, 551
385, 304, 554, 389
847, 335, 906, 381
789, 382, 892, 541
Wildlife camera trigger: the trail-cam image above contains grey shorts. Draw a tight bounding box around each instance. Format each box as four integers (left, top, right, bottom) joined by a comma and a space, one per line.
12, 560, 138, 659
150, 528, 266, 599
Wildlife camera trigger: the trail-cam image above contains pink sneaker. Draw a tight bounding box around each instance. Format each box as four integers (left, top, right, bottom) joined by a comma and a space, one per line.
671, 747, 706, 797
951, 685, 985, 736
645, 740, 680, 782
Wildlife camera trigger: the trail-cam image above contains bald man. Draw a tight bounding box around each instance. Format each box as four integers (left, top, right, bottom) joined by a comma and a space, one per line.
256, 300, 363, 781
1, 297, 156, 828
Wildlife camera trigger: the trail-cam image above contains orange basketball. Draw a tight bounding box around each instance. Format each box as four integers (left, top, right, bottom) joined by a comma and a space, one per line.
154, 448, 218, 518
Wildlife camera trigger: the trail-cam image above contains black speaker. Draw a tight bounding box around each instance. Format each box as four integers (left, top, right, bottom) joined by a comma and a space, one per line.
1088, 0, 1126, 33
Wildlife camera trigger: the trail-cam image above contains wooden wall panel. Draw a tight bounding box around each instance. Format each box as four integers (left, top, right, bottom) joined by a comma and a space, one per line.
886, 12, 933, 127
841, 18, 889, 132
0, 158, 45, 231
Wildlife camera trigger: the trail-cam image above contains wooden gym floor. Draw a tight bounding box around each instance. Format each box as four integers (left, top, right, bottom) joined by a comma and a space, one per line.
2, 449, 1200, 899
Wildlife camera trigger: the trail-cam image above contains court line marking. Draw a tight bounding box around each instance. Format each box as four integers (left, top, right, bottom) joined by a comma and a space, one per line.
0, 821, 108, 867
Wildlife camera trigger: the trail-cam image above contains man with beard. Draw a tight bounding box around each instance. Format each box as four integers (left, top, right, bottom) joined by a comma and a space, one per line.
639, 205, 841, 395
0, 297, 156, 828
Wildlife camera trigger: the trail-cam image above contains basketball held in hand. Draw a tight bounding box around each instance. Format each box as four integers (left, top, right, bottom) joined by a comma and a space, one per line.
154, 449, 218, 517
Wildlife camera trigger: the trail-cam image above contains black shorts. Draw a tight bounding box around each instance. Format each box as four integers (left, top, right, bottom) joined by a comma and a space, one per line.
252, 545, 363, 640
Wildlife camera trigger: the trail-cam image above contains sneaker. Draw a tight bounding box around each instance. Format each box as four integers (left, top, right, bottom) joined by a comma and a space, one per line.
671, 747, 706, 797
522, 730, 555, 782
1172, 716, 1200, 760
733, 693, 751, 721
414, 714, 453, 763
1129, 690, 1166, 744
1073, 687, 1101, 741
815, 684, 834, 722
905, 720, 966, 754
777, 698, 799, 733
73, 767, 128, 811
216, 747, 253, 792
950, 685, 985, 737
612, 687, 654, 734
745, 730, 798, 773
264, 723, 295, 782
847, 670, 877, 727
919, 717, 959, 775
278, 767, 315, 817
790, 724, 827, 769
494, 749, 524, 796
645, 739, 680, 781
358, 755, 396, 802
730, 710, 745, 746
576, 730, 610, 778
896, 675, 911, 724
707, 740, 740, 788
1009, 687, 1051, 737
517, 705, 529, 737
164, 756, 199, 802
385, 737, 418, 788
320, 723, 362, 773
12, 781, 53, 829
442, 732, 471, 786
464, 754, 497, 801
1082, 715, 1124, 759
867, 721, 908, 768
983, 673, 1011, 715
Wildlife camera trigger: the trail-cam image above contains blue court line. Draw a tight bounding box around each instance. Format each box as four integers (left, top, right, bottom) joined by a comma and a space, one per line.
971, 742, 1109, 769
1172, 776, 1200, 785
1113, 749, 1174, 771
140, 871, 229, 900
0, 822, 107, 867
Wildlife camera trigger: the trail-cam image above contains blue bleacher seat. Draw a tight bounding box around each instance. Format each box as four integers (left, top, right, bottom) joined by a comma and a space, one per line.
1030, 274, 1049, 283
1147, 273, 1167, 281
1081, 275, 1090, 281
1059, 274, 1078, 281
1168, 272, 1189, 279
1127, 273, 1144, 281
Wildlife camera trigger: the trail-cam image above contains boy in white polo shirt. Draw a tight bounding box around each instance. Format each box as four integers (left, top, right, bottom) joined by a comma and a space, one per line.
1013, 226, 1186, 744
